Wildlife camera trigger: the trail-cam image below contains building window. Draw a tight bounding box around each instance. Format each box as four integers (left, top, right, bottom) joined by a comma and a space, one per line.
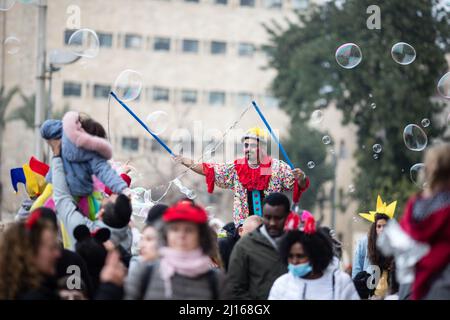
210, 41, 227, 55
292, 0, 309, 9
182, 39, 199, 53
181, 90, 198, 104
153, 37, 170, 51
238, 42, 255, 57
240, 0, 255, 7
63, 82, 82, 97
93, 84, 111, 99
262, 95, 279, 108
64, 29, 80, 45
214, 0, 228, 5
122, 137, 139, 152
97, 32, 113, 48
264, 0, 282, 8
184, 0, 199, 2
209, 91, 226, 106
153, 87, 170, 102
237, 92, 252, 106
145, 139, 160, 152
124, 34, 143, 49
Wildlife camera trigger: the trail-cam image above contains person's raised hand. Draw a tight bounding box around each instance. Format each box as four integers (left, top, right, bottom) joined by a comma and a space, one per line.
47, 139, 62, 157
100, 249, 126, 287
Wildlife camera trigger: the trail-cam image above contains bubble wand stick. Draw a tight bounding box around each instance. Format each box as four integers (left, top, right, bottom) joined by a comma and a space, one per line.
110, 91, 174, 156
251, 100, 294, 169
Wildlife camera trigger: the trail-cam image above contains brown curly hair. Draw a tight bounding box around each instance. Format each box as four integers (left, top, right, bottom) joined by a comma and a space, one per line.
0, 220, 56, 299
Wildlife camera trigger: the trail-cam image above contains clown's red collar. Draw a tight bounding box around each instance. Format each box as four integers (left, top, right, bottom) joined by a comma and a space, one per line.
233, 156, 272, 191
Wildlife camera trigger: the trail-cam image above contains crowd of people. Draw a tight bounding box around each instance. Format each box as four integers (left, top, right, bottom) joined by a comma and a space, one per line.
0, 111, 448, 300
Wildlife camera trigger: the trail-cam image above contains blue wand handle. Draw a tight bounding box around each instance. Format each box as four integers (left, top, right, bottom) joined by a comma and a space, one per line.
110, 91, 174, 156
251, 100, 294, 169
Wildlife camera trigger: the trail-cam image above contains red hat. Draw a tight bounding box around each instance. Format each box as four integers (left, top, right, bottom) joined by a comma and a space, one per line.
163, 202, 208, 224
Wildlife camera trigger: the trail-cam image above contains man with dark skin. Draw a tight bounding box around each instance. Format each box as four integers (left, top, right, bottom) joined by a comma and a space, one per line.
226, 193, 290, 300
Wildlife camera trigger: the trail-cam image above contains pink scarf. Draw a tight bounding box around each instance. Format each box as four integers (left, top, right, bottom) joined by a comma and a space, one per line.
159, 247, 212, 298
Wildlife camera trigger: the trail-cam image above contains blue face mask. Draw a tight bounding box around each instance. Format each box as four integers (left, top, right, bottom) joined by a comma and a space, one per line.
288, 262, 313, 278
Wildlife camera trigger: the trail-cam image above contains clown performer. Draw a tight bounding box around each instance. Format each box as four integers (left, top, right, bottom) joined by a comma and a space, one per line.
174, 127, 310, 226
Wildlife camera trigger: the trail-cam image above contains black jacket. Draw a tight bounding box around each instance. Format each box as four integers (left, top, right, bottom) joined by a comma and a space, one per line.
218, 227, 240, 272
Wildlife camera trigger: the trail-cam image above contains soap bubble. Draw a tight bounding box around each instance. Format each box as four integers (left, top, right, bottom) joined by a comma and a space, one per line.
322, 135, 331, 145
68, 28, 99, 58
437, 72, 450, 99
307, 161, 315, 169
421, 118, 430, 128
348, 184, 355, 193
311, 110, 324, 124
373, 153, 379, 160
146, 111, 169, 135
410, 163, 426, 188
373, 144, 382, 153
403, 124, 428, 151
0, 0, 15, 11
370, 103, 376, 109
113, 69, 143, 102
4, 36, 20, 54
335, 43, 362, 69
391, 42, 416, 65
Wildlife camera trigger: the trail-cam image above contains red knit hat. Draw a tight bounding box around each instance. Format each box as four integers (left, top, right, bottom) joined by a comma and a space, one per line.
163, 202, 208, 224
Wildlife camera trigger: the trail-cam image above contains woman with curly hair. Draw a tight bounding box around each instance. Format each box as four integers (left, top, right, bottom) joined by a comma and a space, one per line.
268, 227, 359, 300
0, 209, 61, 299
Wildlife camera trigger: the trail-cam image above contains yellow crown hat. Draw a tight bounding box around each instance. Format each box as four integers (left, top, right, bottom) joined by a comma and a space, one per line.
358, 195, 397, 223
241, 127, 269, 143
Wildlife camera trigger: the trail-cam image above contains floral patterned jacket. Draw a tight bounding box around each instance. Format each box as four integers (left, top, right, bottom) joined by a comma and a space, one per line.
202, 158, 309, 226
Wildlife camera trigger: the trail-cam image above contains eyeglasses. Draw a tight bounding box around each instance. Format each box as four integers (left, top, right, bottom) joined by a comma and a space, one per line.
244, 143, 258, 149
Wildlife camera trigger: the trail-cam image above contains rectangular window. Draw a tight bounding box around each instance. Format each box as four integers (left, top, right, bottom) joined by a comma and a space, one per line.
122, 137, 139, 152
237, 92, 252, 106
209, 91, 226, 106
182, 39, 199, 53
240, 0, 255, 7
292, 0, 309, 10
93, 84, 111, 99
64, 29, 80, 45
238, 42, 255, 57
181, 90, 198, 104
262, 95, 279, 108
263, 0, 282, 8
184, 0, 199, 2
153, 87, 170, 102
215, 0, 228, 4
63, 82, 82, 97
124, 34, 143, 49
97, 32, 113, 48
153, 37, 171, 51
145, 139, 160, 152
210, 41, 227, 55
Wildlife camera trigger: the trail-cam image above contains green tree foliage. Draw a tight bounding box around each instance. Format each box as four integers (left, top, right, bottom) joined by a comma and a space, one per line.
265, 0, 449, 213
284, 121, 334, 212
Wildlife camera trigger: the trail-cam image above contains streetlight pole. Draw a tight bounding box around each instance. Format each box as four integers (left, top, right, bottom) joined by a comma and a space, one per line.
34, 0, 47, 160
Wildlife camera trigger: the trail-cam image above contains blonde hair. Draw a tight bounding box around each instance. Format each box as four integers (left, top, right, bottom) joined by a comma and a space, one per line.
424, 143, 450, 192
